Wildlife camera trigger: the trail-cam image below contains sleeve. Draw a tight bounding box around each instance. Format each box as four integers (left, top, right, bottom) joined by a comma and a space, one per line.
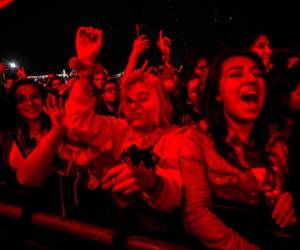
64, 90, 125, 151
143, 157, 182, 212
180, 131, 259, 250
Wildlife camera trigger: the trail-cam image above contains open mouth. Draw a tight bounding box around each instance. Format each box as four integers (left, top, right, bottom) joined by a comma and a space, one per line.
240, 91, 258, 103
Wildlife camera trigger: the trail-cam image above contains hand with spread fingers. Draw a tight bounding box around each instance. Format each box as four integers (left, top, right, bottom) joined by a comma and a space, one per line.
0, 63, 8, 73
131, 35, 150, 57
44, 94, 65, 135
17, 66, 26, 79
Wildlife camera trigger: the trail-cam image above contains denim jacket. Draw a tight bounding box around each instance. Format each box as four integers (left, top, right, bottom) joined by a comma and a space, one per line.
180, 121, 287, 250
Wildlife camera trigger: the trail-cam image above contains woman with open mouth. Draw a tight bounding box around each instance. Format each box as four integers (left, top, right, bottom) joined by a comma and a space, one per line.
180, 51, 297, 249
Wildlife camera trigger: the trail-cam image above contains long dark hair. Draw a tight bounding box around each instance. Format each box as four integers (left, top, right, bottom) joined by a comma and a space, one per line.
202, 50, 270, 165
270, 68, 300, 128
8, 79, 51, 147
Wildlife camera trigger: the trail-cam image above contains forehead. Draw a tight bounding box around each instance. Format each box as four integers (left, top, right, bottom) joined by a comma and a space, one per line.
94, 72, 106, 78
197, 58, 208, 66
104, 82, 117, 88
126, 81, 149, 96
253, 35, 270, 45
222, 56, 258, 71
15, 84, 40, 96
52, 79, 63, 84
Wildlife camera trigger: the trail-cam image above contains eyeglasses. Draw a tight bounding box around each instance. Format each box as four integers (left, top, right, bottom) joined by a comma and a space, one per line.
104, 87, 119, 93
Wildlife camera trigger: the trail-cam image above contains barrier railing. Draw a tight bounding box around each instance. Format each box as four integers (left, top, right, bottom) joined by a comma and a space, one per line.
0, 202, 192, 250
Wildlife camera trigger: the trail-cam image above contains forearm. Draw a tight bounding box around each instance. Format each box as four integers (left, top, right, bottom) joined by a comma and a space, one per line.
16, 129, 63, 187
121, 52, 140, 86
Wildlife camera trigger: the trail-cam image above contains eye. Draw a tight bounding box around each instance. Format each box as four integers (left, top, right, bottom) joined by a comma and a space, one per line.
32, 93, 42, 99
229, 71, 242, 78
15, 96, 25, 104
258, 45, 265, 49
138, 95, 149, 103
126, 96, 134, 104
252, 69, 263, 77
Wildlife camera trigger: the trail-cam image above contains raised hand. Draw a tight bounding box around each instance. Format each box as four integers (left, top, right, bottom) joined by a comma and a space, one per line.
17, 66, 26, 79
131, 35, 150, 57
75, 26, 103, 65
157, 30, 171, 60
44, 94, 65, 134
0, 63, 8, 73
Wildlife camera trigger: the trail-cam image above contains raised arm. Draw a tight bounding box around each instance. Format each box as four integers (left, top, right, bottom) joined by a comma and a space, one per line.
157, 30, 172, 66
121, 35, 150, 86
65, 26, 124, 150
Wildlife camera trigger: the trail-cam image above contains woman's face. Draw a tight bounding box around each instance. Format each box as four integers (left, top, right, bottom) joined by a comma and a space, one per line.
15, 84, 44, 121
187, 78, 200, 107
103, 82, 118, 103
194, 58, 209, 82
123, 81, 155, 131
93, 72, 106, 89
218, 56, 266, 123
288, 83, 300, 111
250, 35, 272, 67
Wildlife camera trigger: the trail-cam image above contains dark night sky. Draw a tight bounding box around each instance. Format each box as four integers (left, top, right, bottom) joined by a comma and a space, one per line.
0, 0, 299, 75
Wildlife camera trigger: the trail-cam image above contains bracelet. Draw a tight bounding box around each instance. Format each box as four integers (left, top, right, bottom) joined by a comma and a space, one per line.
69, 56, 106, 76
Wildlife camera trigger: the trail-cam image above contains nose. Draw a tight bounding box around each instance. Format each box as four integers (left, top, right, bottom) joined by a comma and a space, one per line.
128, 100, 140, 111
245, 71, 257, 83
265, 46, 272, 56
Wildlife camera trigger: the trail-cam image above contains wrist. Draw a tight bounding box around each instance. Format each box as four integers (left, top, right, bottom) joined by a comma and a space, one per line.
50, 127, 65, 138
146, 173, 163, 195
162, 54, 170, 63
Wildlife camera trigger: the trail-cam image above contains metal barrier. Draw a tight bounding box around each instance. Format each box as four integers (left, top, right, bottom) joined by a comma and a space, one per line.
0, 202, 193, 250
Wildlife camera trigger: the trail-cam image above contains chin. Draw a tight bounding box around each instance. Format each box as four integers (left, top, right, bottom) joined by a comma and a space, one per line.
130, 121, 146, 130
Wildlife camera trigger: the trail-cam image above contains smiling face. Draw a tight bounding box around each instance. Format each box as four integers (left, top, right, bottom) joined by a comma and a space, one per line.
187, 78, 200, 106
217, 56, 266, 124
250, 35, 272, 68
123, 81, 155, 131
194, 58, 209, 82
93, 72, 107, 89
103, 82, 119, 103
15, 84, 44, 122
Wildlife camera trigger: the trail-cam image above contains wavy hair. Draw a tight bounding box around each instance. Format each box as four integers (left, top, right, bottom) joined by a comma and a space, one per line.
119, 72, 173, 128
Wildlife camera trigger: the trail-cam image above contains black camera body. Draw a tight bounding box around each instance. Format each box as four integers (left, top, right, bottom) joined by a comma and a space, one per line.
120, 145, 159, 169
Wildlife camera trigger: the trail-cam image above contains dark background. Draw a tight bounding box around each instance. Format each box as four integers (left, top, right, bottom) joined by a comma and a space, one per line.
0, 0, 299, 75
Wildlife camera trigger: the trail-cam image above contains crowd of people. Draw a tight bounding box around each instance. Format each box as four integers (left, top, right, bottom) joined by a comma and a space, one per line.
0, 25, 300, 249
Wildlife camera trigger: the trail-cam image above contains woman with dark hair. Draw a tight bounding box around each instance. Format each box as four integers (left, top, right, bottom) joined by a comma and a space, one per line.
249, 34, 273, 73
270, 68, 300, 218
177, 75, 203, 125
0, 78, 64, 208
180, 51, 297, 249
